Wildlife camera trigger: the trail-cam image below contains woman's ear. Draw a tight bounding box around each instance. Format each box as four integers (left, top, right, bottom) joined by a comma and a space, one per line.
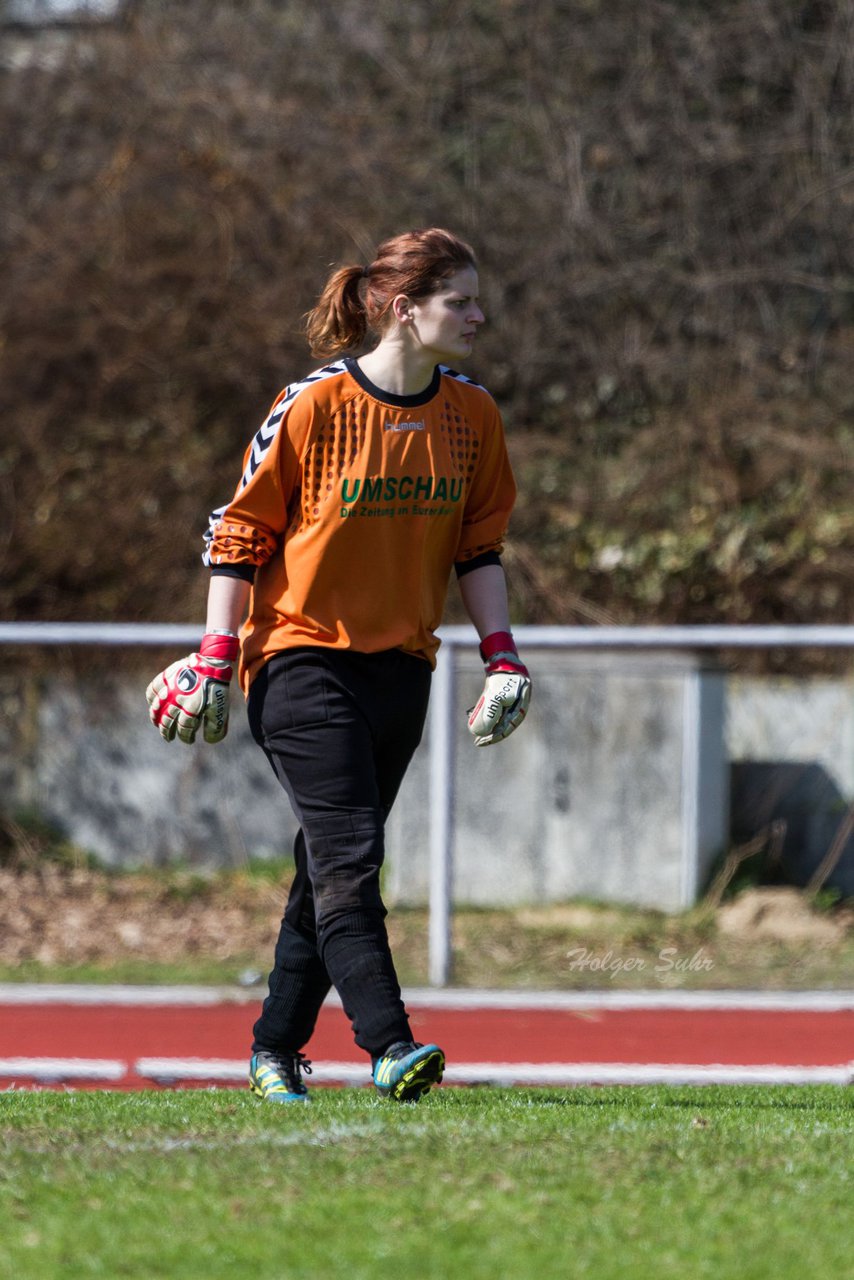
391, 294, 415, 325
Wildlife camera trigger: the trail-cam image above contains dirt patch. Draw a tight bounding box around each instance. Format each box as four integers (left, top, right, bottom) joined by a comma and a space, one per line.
717, 887, 850, 944
0, 866, 287, 969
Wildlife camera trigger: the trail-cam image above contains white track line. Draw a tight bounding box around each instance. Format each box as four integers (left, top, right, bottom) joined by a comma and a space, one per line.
131, 1058, 854, 1087
400, 989, 854, 1012
2, 1057, 852, 1087
135, 1058, 368, 1085
444, 1063, 854, 1086
0, 984, 244, 1006
0, 1058, 126, 1081
1, 985, 853, 1011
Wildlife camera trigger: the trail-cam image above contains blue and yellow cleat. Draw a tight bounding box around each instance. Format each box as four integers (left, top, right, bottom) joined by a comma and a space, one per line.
373, 1041, 445, 1102
249, 1050, 312, 1103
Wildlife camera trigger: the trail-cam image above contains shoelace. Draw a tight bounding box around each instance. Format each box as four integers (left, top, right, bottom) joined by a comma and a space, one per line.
264, 1051, 312, 1084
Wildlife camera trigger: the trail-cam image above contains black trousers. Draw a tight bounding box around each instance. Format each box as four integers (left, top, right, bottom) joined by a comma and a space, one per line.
246, 646, 432, 1058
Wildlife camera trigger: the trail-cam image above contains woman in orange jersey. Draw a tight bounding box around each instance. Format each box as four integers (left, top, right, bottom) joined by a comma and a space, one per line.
146, 228, 531, 1103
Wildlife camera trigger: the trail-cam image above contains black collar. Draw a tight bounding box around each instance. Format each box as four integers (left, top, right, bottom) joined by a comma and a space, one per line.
344, 357, 441, 408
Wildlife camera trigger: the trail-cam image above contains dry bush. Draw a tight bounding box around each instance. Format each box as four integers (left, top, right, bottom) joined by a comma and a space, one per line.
0, 0, 852, 658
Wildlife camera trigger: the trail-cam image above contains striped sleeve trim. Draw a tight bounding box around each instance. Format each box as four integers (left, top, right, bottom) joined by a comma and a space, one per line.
202, 361, 347, 566
438, 364, 486, 391
236, 359, 348, 492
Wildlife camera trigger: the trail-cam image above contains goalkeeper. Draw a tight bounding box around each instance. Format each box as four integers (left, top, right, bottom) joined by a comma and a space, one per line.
146, 227, 531, 1104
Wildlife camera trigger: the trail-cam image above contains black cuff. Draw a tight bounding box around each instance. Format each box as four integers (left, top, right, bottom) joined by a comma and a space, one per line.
454, 550, 502, 579
210, 563, 256, 582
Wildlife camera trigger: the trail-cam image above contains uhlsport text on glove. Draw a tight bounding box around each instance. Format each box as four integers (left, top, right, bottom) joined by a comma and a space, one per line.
466, 630, 531, 747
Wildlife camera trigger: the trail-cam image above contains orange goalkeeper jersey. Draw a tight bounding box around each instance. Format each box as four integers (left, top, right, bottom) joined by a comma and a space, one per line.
203, 358, 517, 691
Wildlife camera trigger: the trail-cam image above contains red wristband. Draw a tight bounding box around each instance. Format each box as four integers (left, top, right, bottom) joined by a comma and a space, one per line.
479, 630, 529, 678
479, 631, 517, 663
200, 632, 240, 662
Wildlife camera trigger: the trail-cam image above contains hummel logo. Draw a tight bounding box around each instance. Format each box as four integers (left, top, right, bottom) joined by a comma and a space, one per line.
384, 419, 425, 433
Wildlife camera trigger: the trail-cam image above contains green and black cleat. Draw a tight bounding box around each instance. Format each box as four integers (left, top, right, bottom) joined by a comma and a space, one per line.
249, 1050, 312, 1103
373, 1041, 445, 1102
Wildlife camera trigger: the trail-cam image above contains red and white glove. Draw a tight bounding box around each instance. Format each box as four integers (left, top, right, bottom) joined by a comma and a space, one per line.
467, 631, 532, 747
145, 632, 240, 745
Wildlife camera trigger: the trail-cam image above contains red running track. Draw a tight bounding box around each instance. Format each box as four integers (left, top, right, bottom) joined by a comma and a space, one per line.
1, 990, 852, 1089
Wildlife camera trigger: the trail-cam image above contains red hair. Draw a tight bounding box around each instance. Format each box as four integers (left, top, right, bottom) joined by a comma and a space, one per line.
305, 227, 476, 358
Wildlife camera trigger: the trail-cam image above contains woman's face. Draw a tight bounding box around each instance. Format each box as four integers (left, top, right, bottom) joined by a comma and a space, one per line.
401, 267, 485, 363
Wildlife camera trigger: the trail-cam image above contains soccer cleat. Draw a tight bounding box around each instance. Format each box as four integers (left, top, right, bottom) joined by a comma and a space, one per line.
372, 1041, 445, 1102
249, 1050, 312, 1103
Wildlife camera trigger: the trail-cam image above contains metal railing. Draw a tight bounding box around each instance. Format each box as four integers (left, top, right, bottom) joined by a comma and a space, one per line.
2, 621, 853, 984
2, 621, 853, 649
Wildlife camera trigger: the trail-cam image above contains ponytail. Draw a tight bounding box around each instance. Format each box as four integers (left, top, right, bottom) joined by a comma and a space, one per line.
304, 265, 367, 358
304, 229, 476, 358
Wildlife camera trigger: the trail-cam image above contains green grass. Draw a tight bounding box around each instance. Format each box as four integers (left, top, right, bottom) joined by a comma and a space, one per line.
1, 1086, 850, 1279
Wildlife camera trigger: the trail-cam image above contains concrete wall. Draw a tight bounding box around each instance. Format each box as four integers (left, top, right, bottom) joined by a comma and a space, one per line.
387, 650, 728, 912
727, 675, 854, 794
1, 657, 851, 907
0, 673, 294, 869
726, 674, 854, 897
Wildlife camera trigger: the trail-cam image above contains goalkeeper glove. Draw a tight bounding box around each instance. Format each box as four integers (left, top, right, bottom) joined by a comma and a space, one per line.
467, 630, 532, 747
145, 631, 239, 745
